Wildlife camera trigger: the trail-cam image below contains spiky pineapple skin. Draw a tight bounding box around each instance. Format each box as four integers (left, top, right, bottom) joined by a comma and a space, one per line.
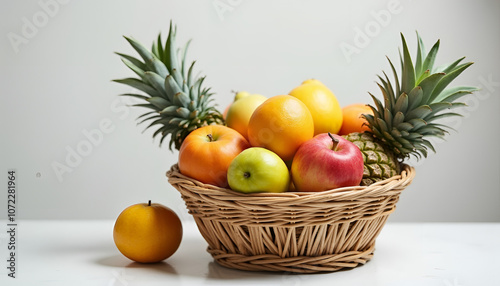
343, 132, 401, 186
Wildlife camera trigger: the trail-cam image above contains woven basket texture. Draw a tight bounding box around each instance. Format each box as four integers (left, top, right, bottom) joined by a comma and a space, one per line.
167, 164, 415, 273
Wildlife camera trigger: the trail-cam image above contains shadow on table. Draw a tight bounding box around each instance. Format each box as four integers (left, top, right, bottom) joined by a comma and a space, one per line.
95, 254, 179, 273
95, 234, 338, 282
95, 254, 277, 278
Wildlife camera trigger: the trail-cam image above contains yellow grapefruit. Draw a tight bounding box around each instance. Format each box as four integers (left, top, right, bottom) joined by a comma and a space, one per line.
289, 79, 343, 135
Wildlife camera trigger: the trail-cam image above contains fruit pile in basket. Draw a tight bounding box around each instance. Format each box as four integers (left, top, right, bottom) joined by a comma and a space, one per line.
114, 22, 477, 194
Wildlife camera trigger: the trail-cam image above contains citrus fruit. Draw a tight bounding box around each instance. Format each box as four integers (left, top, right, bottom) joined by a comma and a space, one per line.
289, 79, 343, 135
113, 200, 183, 263
226, 94, 267, 140
247, 95, 314, 162
338, 103, 373, 135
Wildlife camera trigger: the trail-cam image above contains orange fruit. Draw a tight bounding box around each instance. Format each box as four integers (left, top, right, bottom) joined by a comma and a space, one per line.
338, 103, 374, 135
289, 79, 343, 135
247, 95, 314, 162
113, 200, 183, 263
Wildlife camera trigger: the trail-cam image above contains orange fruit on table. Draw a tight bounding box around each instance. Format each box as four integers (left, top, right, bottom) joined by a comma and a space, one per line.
247, 95, 314, 162
113, 200, 183, 263
178, 125, 250, 188
338, 103, 374, 135
289, 79, 343, 135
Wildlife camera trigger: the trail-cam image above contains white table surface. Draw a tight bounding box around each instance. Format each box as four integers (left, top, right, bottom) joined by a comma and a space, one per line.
0, 220, 498, 286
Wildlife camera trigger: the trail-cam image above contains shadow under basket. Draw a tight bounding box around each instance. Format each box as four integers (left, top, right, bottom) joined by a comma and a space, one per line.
167, 164, 415, 273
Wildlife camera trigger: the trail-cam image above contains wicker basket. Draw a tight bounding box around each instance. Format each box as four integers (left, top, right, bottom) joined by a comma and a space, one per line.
167, 164, 415, 273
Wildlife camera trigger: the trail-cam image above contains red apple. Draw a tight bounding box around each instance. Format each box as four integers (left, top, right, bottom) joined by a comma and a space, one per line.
291, 133, 364, 192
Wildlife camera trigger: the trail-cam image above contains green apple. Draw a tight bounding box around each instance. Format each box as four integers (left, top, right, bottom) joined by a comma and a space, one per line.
227, 147, 290, 193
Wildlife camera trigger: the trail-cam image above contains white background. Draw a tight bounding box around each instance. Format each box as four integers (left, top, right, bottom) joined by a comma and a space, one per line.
1, 0, 499, 221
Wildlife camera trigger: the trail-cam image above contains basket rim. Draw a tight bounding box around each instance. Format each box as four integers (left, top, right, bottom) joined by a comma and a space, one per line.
166, 163, 415, 202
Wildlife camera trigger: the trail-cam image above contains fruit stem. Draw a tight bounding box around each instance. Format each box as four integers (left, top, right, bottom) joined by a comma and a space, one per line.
207, 134, 213, 142
148, 200, 151, 206
328, 132, 339, 152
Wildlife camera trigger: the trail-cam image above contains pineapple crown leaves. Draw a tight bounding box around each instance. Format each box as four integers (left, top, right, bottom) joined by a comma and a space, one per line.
113, 21, 224, 151
363, 32, 479, 160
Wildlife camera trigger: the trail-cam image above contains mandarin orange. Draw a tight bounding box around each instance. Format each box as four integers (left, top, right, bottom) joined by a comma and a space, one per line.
113, 200, 182, 263
247, 95, 314, 162
338, 103, 373, 135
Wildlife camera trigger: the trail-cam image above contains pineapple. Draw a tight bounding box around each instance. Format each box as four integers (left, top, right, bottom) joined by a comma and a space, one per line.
344, 32, 478, 186
113, 22, 224, 150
